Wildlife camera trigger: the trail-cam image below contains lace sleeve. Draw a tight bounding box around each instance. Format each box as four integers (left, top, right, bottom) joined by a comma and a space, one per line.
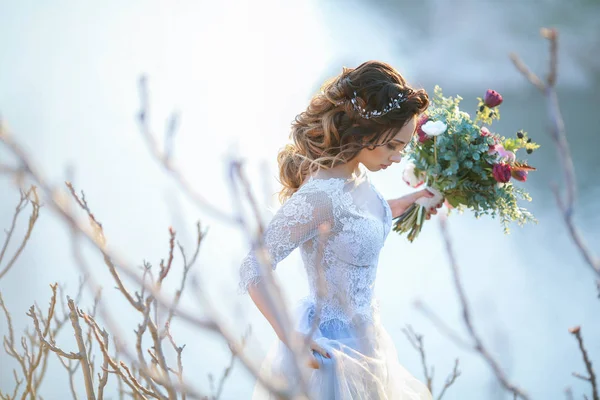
239, 186, 334, 293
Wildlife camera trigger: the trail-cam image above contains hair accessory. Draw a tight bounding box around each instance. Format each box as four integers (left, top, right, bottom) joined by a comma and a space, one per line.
336, 91, 408, 119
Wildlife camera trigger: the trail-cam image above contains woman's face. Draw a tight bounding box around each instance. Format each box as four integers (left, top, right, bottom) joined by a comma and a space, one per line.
356, 116, 417, 172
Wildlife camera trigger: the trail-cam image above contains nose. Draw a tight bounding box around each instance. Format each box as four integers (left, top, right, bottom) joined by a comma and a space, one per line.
389, 153, 402, 163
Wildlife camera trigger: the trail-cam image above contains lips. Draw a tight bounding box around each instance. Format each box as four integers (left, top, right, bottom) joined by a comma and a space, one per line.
380, 164, 390, 169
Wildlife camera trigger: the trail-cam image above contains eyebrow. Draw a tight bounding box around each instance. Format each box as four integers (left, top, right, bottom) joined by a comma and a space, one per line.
390, 139, 406, 145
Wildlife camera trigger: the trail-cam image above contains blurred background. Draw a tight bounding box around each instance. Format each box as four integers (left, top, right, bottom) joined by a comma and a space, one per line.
1, 0, 599, 399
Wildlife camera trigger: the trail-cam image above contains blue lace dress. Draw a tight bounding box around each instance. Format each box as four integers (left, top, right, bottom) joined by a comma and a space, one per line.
239, 167, 432, 400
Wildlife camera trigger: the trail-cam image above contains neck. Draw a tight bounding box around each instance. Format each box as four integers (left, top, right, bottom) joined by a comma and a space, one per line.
328, 160, 361, 180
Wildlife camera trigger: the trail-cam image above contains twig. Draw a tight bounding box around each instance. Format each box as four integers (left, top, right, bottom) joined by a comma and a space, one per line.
0, 186, 40, 280
402, 325, 434, 391
163, 224, 204, 330
0, 292, 28, 389
414, 301, 473, 352
1, 101, 294, 399
66, 182, 143, 312
229, 161, 311, 396
402, 325, 460, 399
158, 227, 176, 285
137, 76, 235, 223
438, 217, 530, 400
569, 326, 598, 400
164, 322, 186, 400
510, 28, 600, 278
96, 320, 110, 400
67, 298, 96, 400
437, 359, 460, 400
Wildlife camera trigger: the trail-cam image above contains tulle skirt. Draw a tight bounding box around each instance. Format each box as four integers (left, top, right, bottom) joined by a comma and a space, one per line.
251, 299, 433, 399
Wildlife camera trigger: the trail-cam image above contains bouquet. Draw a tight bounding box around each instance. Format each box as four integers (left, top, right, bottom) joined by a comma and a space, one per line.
393, 86, 539, 242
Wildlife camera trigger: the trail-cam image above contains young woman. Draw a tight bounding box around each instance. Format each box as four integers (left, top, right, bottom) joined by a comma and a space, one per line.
240, 61, 439, 399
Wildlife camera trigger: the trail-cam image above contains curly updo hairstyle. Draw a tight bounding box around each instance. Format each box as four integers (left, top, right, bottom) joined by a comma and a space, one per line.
277, 60, 429, 202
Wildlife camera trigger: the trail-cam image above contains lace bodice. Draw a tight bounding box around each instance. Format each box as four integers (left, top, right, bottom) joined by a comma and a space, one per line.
239, 168, 392, 327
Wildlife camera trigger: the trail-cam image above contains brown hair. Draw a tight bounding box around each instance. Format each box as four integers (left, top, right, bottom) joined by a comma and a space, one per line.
277, 61, 429, 202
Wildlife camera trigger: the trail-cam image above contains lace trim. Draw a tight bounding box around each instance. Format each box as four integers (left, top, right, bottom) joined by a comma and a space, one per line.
301, 296, 380, 330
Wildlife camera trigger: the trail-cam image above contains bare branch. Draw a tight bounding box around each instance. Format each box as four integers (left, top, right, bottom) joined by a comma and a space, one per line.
511, 28, 600, 278
0, 292, 28, 382
402, 325, 460, 399
164, 322, 186, 400
437, 359, 461, 400
414, 300, 473, 352
1, 100, 296, 399
0, 186, 40, 281
136, 76, 235, 223
96, 323, 110, 400
402, 325, 434, 391
508, 53, 545, 92
67, 298, 96, 400
569, 326, 599, 400
438, 217, 530, 400
158, 227, 176, 285
66, 182, 143, 312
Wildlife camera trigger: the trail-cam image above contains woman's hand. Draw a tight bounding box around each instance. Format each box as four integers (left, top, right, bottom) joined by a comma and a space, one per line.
306, 338, 330, 369
388, 189, 444, 219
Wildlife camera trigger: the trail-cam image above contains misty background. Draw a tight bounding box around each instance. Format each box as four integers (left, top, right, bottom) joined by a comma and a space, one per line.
1, 0, 599, 399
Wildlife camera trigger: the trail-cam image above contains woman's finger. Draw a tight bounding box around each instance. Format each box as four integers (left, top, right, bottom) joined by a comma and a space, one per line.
310, 342, 331, 359
307, 355, 319, 369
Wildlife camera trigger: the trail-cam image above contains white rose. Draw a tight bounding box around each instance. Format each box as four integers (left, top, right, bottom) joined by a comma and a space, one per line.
421, 120, 447, 137
402, 162, 425, 188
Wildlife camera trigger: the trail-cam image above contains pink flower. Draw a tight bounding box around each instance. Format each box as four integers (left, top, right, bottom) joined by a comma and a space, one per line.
511, 169, 528, 182
492, 163, 512, 183
484, 89, 503, 108
488, 143, 516, 163
488, 143, 503, 155
480, 127, 492, 137
498, 149, 516, 163
416, 114, 430, 143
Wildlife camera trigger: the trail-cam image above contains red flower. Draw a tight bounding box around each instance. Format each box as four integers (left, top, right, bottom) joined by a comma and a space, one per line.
484, 89, 503, 108
511, 169, 528, 182
480, 127, 492, 137
416, 114, 430, 143
492, 163, 511, 183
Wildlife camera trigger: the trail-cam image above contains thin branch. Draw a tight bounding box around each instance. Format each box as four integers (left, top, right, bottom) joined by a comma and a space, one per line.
413, 300, 473, 352
81, 312, 159, 400
229, 161, 311, 396
1, 106, 295, 399
164, 322, 186, 400
0, 186, 40, 280
136, 76, 235, 223
158, 227, 176, 285
569, 326, 599, 400
0, 292, 28, 388
67, 298, 96, 400
402, 325, 434, 391
438, 217, 530, 400
164, 222, 205, 330
437, 359, 461, 400
66, 182, 143, 312
96, 322, 110, 400
511, 28, 600, 278
27, 307, 79, 357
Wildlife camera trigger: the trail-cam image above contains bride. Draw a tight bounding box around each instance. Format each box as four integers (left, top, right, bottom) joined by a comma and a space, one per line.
239, 61, 440, 399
